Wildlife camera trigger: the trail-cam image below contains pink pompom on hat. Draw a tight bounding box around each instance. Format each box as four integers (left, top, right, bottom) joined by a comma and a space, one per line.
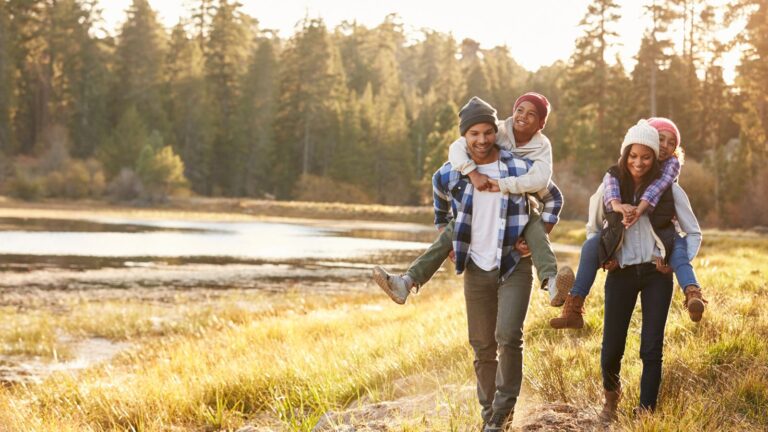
647, 117, 681, 147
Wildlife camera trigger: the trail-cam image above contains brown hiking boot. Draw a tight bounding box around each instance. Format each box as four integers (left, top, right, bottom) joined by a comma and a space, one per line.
549, 294, 585, 329
599, 388, 621, 423
684, 286, 707, 322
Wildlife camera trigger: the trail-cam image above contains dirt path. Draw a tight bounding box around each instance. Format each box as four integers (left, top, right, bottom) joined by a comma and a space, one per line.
238, 378, 606, 432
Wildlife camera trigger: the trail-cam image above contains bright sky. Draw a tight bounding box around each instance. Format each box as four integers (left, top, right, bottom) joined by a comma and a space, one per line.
100, 0, 742, 83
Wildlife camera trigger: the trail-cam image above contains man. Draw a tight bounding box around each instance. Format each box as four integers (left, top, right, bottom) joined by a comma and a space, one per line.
431, 97, 563, 430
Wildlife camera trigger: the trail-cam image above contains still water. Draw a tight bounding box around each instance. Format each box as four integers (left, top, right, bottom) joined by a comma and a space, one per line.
0, 218, 432, 260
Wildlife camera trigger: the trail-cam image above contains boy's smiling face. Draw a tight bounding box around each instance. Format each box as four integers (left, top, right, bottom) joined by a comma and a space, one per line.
512, 101, 541, 136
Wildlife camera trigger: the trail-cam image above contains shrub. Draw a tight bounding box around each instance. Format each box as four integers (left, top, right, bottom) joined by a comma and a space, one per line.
552, 157, 599, 221
292, 174, 373, 204
135, 144, 189, 202
6, 174, 46, 201
107, 168, 144, 202
678, 158, 715, 223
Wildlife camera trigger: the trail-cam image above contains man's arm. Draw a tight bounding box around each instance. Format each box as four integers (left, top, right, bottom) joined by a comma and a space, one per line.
532, 180, 564, 228
432, 167, 453, 229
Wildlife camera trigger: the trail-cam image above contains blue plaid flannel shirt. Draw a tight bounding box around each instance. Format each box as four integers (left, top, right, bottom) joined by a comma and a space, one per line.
603, 157, 681, 210
432, 150, 564, 282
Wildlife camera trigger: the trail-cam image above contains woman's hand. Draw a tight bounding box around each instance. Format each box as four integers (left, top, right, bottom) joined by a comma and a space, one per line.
654, 256, 672, 274
515, 238, 531, 257
602, 259, 619, 271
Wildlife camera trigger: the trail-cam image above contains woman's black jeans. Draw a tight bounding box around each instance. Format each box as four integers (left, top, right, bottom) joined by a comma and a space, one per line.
601, 263, 673, 410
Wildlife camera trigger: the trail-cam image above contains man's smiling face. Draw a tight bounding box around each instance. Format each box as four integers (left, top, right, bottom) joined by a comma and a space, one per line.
465, 122, 498, 163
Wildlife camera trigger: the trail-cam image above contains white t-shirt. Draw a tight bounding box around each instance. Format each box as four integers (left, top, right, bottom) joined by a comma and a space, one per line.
469, 161, 502, 271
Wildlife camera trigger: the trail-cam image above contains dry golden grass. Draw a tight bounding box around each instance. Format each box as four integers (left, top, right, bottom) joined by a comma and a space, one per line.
0, 198, 766, 431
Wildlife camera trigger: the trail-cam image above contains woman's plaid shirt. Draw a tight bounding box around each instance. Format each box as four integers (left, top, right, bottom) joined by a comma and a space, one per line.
432, 150, 564, 282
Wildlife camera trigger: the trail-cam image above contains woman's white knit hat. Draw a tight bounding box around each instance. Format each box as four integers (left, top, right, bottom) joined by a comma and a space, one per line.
621, 119, 660, 158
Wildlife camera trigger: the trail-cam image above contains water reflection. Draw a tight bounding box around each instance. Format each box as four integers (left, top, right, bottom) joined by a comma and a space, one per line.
0, 217, 431, 260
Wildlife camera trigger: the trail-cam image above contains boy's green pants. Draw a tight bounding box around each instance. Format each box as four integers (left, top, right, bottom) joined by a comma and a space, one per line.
405, 211, 557, 288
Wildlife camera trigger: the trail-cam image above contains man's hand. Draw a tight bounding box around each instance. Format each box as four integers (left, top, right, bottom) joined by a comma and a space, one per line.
654, 256, 672, 274
543, 222, 555, 234
468, 170, 491, 191
515, 238, 531, 257
602, 259, 619, 271
448, 249, 456, 263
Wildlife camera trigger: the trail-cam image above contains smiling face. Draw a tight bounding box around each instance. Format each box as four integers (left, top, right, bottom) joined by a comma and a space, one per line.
626, 144, 656, 181
658, 130, 678, 161
464, 122, 498, 164
512, 101, 541, 137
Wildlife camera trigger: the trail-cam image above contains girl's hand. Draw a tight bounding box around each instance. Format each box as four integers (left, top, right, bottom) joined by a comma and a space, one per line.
654, 256, 672, 274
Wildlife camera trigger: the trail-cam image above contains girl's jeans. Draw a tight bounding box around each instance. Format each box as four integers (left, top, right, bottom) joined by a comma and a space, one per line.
570, 235, 698, 298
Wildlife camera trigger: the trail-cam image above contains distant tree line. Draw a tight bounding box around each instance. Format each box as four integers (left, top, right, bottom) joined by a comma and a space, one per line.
0, 0, 766, 226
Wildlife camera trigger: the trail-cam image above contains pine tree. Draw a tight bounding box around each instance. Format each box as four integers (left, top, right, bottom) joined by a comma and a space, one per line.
7, 0, 47, 154
236, 34, 278, 197
204, 0, 251, 195
561, 0, 622, 175
47, 0, 110, 158
166, 22, 212, 194
98, 105, 147, 177
730, 0, 768, 164
272, 17, 346, 198
114, 0, 168, 139
482, 45, 528, 117
0, 1, 13, 154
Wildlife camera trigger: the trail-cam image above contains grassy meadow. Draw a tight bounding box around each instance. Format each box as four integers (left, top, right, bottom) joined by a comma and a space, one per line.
0, 201, 766, 431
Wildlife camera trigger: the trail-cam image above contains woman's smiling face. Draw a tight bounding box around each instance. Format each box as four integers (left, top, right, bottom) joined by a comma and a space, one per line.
626, 144, 655, 181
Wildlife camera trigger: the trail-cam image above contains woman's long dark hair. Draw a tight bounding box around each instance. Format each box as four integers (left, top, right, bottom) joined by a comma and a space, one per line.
616, 144, 661, 201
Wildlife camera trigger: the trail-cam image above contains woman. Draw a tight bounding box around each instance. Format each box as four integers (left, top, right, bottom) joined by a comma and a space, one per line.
589, 120, 702, 419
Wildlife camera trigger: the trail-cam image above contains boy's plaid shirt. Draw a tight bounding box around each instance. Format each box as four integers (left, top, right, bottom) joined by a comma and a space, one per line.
603, 157, 681, 209
432, 150, 563, 282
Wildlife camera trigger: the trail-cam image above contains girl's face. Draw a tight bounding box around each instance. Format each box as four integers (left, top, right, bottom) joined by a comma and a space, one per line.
627, 144, 655, 180
658, 130, 678, 161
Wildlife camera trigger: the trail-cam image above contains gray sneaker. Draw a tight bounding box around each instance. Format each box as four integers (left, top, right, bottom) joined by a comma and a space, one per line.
372, 266, 410, 304
483, 410, 513, 432
549, 266, 575, 307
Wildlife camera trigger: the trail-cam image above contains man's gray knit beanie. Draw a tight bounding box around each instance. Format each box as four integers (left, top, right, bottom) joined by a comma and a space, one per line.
459, 96, 498, 136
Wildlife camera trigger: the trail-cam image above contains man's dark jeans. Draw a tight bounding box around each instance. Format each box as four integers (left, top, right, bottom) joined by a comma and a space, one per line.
464, 257, 533, 422
601, 263, 673, 411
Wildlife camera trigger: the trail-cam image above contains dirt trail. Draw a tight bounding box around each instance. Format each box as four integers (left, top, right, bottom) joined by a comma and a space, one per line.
238, 378, 606, 432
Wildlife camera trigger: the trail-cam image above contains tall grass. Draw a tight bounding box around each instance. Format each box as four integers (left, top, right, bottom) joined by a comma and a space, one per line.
0, 236, 766, 430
